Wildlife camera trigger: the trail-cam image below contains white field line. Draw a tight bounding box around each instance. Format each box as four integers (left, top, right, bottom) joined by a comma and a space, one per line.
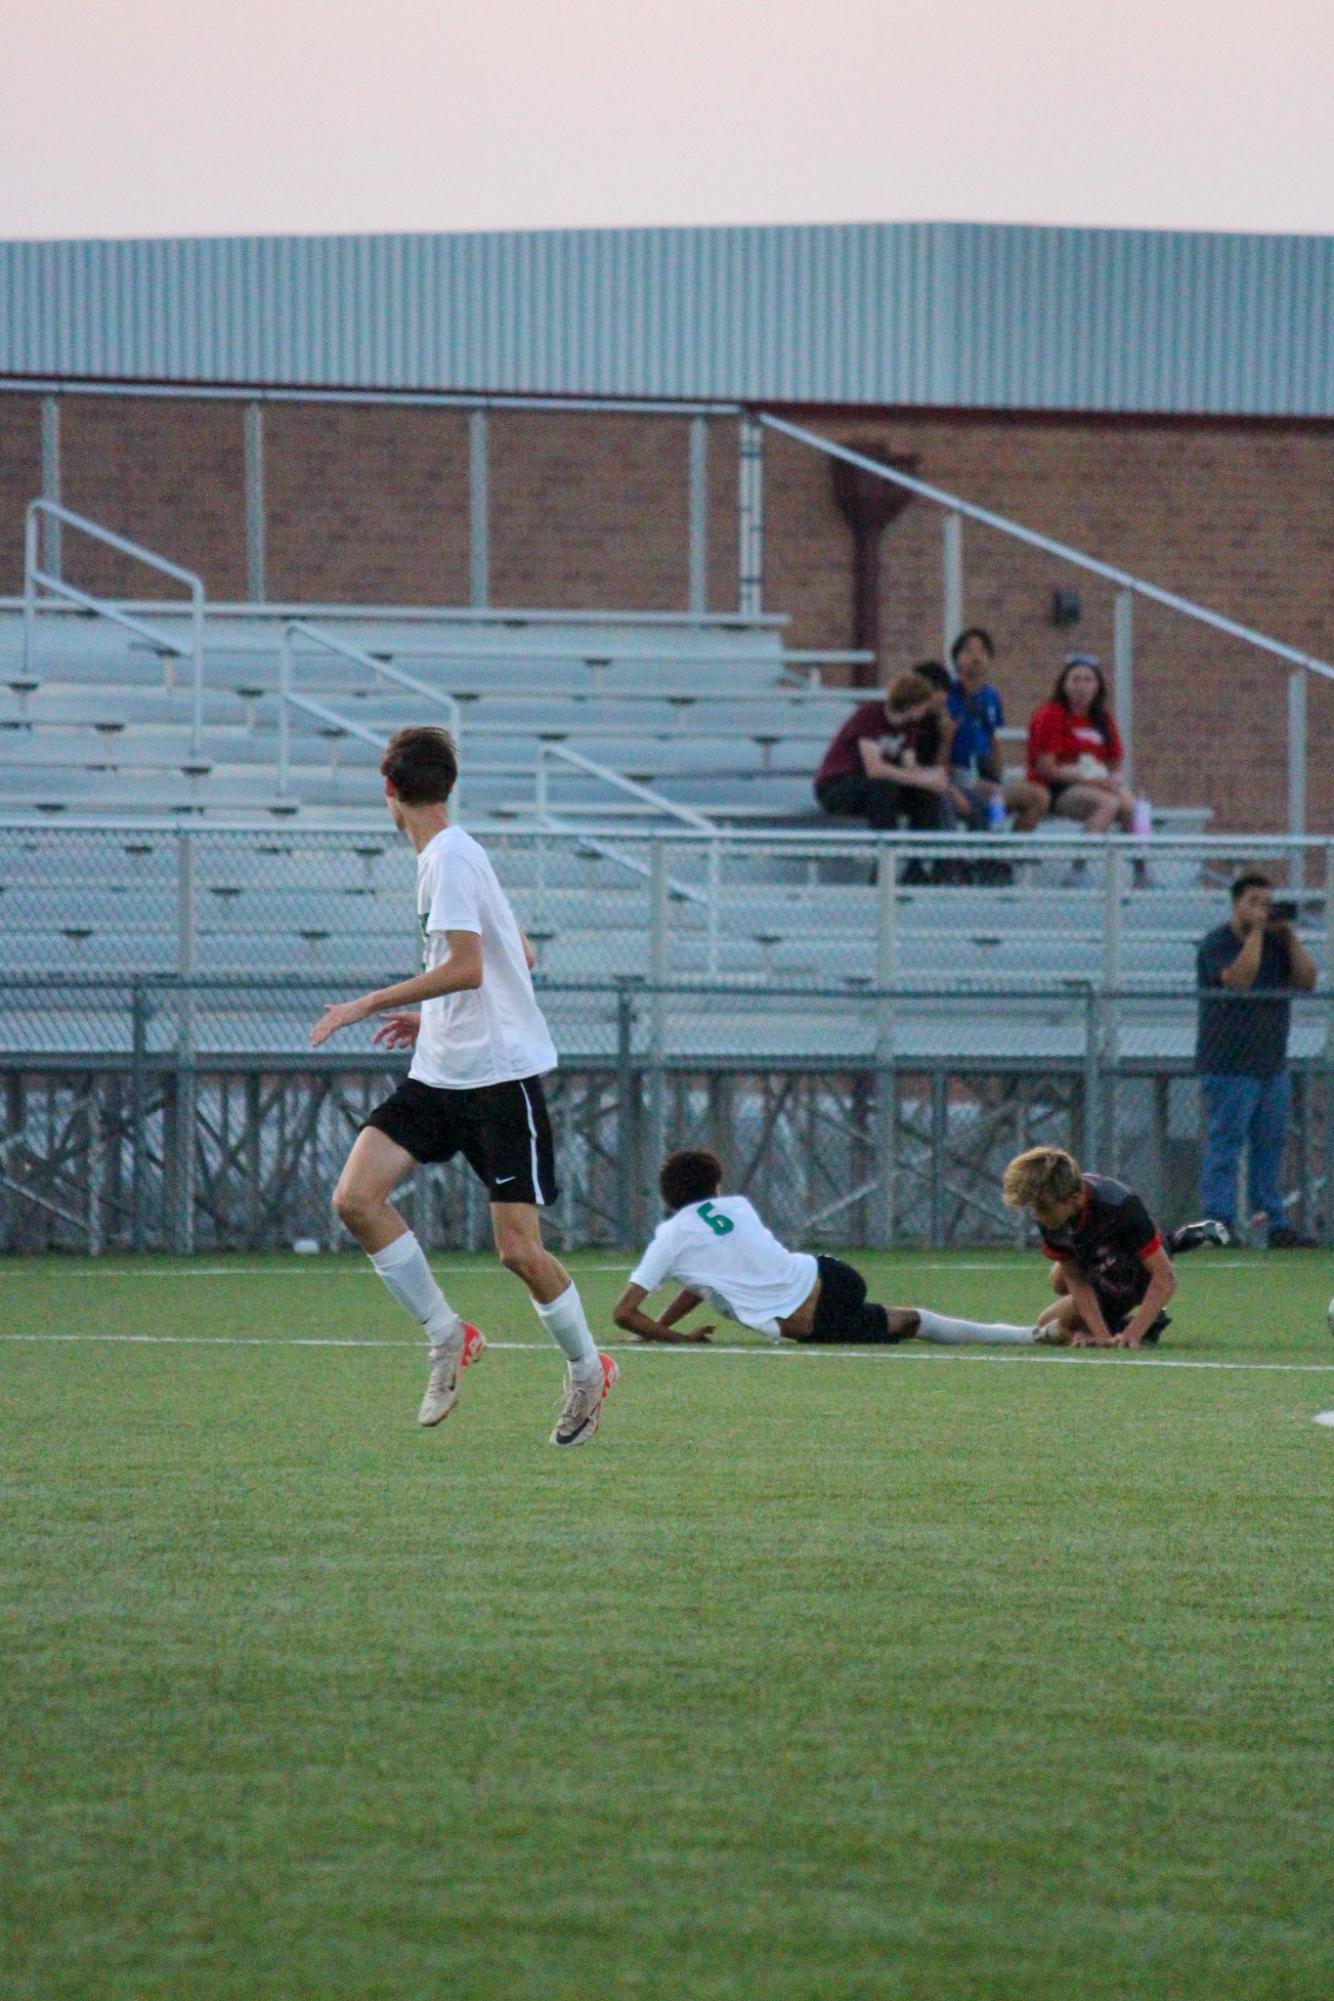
3, 1333, 1334, 1373
0, 1264, 572, 1279
0, 1257, 1281, 1280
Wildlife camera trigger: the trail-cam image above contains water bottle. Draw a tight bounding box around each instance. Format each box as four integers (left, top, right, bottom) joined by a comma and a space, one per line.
985, 795, 1008, 830
1131, 798, 1153, 838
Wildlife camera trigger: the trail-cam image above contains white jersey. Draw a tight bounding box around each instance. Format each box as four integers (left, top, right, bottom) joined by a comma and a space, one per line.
629, 1195, 818, 1342
409, 826, 558, 1090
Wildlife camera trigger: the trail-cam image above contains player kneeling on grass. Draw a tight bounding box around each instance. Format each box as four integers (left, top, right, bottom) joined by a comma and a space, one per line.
1000, 1145, 1205, 1349
613, 1150, 1044, 1348
310, 726, 616, 1447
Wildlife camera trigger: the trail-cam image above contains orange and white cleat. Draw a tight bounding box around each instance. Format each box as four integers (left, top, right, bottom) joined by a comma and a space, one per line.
418, 1322, 486, 1427
549, 1352, 619, 1447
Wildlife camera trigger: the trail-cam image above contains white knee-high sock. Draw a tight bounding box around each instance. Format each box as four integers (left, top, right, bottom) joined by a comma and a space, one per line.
916, 1308, 1037, 1346
369, 1232, 463, 1351
533, 1282, 601, 1384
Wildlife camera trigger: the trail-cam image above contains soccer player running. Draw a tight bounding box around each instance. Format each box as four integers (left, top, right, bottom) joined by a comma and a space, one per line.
310, 727, 617, 1446
1000, 1145, 1208, 1348
613, 1150, 1044, 1348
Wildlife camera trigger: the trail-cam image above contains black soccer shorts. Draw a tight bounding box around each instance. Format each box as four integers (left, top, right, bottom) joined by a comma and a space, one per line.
363, 1074, 558, 1206
809, 1254, 891, 1343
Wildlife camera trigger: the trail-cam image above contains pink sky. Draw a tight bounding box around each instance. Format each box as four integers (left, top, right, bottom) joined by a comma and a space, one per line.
3, 0, 1332, 240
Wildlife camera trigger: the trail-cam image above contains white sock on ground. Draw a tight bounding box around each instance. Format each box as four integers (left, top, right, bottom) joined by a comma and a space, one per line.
915, 1308, 1037, 1346
534, 1282, 601, 1384
369, 1231, 463, 1351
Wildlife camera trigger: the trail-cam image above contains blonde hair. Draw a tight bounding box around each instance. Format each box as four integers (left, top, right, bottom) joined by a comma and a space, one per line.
886, 671, 932, 711
1002, 1146, 1083, 1212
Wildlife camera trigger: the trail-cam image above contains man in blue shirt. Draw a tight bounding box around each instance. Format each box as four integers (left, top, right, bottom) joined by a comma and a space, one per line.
1196, 872, 1318, 1248
947, 627, 1048, 831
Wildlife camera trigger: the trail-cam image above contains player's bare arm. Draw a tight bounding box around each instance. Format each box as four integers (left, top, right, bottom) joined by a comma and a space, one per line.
1111, 1247, 1177, 1349
310, 930, 482, 1046
1277, 923, 1318, 992
612, 1281, 714, 1344
1218, 922, 1265, 989
1061, 1265, 1117, 1347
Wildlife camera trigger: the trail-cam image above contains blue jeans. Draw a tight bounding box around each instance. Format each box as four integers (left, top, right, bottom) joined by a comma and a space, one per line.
1199, 1071, 1290, 1229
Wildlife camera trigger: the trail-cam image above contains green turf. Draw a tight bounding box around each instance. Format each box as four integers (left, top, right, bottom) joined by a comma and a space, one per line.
3, 1249, 1333, 2000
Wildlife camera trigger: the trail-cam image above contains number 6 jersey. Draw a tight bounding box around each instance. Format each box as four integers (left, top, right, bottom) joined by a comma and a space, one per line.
628, 1195, 819, 1341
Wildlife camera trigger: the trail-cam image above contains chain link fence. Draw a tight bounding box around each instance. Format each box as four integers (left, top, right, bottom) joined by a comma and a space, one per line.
3, 817, 1329, 1251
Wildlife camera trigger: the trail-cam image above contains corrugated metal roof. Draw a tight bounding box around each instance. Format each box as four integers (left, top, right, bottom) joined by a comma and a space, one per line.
1, 222, 1331, 416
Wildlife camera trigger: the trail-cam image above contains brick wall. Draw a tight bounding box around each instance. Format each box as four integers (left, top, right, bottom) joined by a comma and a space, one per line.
1, 390, 1328, 829
265, 403, 469, 604
0, 396, 40, 594
61, 396, 248, 599
760, 410, 1334, 832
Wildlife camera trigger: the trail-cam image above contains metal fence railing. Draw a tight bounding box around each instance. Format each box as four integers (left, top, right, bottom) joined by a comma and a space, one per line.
3, 822, 1333, 993
2, 973, 1330, 1256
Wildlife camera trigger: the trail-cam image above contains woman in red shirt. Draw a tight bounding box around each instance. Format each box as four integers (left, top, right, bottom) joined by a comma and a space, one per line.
1027, 654, 1135, 833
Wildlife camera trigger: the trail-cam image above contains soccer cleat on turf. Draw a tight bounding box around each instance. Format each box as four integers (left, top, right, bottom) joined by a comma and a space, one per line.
550, 1352, 619, 1448
417, 1327, 471, 1427
1034, 1323, 1071, 1346
1167, 1219, 1235, 1254
460, 1322, 487, 1368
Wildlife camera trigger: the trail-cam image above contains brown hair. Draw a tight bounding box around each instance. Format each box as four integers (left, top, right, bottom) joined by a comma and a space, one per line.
886, 671, 932, 711
1001, 1146, 1084, 1212
380, 727, 458, 806
659, 1148, 724, 1211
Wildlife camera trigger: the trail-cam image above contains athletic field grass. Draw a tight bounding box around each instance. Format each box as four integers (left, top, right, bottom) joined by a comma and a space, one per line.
3, 1248, 1333, 2001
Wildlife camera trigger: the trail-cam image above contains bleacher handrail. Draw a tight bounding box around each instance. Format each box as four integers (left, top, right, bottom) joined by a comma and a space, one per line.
534, 741, 718, 833
757, 416, 1334, 687
278, 621, 461, 805
758, 413, 1334, 839
23, 499, 207, 759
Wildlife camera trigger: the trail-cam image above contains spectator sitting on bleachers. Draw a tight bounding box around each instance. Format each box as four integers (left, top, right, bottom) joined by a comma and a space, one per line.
947, 627, 1049, 832
1027, 653, 1135, 833
913, 661, 971, 827
814, 670, 952, 833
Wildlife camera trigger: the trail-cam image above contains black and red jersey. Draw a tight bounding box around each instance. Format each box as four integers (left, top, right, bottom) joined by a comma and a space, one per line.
1040, 1174, 1163, 1309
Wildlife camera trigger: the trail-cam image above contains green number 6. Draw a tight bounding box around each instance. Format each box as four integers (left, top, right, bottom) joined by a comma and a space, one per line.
698, 1200, 734, 1236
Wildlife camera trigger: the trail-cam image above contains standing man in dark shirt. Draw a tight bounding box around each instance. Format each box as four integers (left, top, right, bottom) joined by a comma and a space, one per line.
1196, 872, 1318, 1249
1002, 1146, 1180, 1348
813, 669, 953, 832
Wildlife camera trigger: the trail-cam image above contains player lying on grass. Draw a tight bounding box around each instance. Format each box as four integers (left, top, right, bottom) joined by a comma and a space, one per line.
1000, 1145, 1224, 1349
309, 726, 616, 1447
612, 1150, 1048, 1347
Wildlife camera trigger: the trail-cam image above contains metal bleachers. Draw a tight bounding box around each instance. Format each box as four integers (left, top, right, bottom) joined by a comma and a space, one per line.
5, 587, 1323, 1082
0, 598, 865, 825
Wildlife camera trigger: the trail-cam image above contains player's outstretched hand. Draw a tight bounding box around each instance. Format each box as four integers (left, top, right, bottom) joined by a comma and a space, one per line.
310, 998, 371, 1048
372, 1012, 421, 1050
1111, 1330, 1144, 1349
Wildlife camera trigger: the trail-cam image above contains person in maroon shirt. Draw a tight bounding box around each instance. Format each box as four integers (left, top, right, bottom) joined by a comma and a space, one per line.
814, 669, 953, 831
1026, 654, 1136, 833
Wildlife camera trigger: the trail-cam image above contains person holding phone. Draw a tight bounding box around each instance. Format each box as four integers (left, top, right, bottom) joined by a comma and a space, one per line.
1195, 872, 1319, 1248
